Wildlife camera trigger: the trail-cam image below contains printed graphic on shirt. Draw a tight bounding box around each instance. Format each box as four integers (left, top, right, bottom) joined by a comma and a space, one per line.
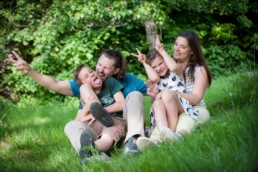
99, 94, 115, 107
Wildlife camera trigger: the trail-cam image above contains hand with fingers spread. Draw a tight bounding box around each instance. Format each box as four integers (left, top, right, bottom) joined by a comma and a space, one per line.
76, 108, 96, 124
82, 113, 96, 125
81, 95, 100, 114
78, 96, 99, 124
4, 51, 32, 74
146, 80, 159, 100
131, 48, 146, 64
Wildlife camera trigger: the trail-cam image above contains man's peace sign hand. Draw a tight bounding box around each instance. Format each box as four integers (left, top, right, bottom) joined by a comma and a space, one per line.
4, 51, 32, 74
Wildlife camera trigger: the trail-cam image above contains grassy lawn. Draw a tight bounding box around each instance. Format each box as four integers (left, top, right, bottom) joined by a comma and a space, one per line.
0, 72, 257, 172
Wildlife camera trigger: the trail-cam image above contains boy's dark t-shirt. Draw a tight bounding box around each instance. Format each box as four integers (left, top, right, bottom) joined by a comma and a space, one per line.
97, 77, 124, 117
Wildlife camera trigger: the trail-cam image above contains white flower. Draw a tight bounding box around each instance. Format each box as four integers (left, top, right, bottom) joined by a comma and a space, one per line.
247, 72, 254, 77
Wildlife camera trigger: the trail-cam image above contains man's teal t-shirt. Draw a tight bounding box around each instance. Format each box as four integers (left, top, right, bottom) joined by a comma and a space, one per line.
119, 73, 147, 97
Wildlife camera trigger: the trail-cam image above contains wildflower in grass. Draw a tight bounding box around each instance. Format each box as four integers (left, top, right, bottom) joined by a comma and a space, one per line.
247, 72, 254, 77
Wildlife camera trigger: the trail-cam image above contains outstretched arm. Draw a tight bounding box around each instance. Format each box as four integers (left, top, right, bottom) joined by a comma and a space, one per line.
131, 48, 160, 83
5, 51, 73, 96
177, 67, 209, 105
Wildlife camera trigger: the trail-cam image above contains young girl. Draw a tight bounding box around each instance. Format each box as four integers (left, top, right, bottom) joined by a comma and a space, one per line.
132, 36, 199, 149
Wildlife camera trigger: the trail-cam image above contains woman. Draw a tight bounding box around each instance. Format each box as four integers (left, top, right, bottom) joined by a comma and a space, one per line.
136, 30, 212, 150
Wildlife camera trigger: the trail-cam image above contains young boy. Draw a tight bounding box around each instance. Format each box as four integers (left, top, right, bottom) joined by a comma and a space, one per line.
72, 64, 126, 160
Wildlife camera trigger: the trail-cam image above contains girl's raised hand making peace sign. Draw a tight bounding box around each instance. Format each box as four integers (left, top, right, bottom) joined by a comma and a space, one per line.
131, 48, 146, 64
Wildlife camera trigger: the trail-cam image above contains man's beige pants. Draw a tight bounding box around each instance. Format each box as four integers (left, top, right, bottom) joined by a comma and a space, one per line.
64, 91, 146, 153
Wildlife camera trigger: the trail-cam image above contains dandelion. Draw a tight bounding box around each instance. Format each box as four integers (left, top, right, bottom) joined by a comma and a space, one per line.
247, 72, 254, 77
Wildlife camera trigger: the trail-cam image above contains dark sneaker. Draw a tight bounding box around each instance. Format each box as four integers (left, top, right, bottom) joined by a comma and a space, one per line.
90, 102, 113, 127
79, 129, 95, 159
81, 152, 111, 164
124, 136, 140, 155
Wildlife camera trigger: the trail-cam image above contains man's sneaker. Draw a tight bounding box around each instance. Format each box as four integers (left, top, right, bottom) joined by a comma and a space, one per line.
90, 102, 113, 127
136, 137, 158, 151
123, 136, 140, 155
81, 152, 111, 164
79, 129, 95, 159
159, 127, 180, 142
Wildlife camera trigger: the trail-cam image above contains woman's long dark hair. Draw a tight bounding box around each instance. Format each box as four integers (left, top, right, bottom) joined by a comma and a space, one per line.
178, 30, 212, 86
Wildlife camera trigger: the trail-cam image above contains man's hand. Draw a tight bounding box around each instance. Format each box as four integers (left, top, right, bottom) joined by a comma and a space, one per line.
4, 51, 32, 74
81, 114, 96, 125
76, 109, 96, 124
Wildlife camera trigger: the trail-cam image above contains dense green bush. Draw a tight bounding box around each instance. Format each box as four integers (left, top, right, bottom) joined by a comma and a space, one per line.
205, 44, 252, 77
0, 0, 257, 100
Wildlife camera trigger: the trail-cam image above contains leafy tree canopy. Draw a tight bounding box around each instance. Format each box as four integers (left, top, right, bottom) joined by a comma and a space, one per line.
0, 0, 257, 100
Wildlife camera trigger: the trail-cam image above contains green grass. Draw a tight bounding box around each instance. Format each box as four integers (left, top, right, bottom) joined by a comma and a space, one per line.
0, 71, 257, 172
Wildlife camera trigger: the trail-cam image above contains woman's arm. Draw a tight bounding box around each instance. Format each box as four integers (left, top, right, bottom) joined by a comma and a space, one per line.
177, 67, 209, 105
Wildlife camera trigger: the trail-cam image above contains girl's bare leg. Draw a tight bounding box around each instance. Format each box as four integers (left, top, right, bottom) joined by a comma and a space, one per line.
161, 90, 183, 132
152, 99, 168, 130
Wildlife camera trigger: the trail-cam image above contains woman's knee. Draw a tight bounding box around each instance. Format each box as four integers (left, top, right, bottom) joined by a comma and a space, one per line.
197, 107, 210, 124
176, 113, 195, 134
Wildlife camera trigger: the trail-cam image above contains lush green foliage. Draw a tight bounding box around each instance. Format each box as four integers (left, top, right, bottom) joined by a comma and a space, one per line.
0, 0, 257, 100
0, 72, 257, 171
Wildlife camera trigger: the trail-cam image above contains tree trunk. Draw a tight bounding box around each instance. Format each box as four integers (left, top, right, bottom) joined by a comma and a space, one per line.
145, 21, 157, 50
